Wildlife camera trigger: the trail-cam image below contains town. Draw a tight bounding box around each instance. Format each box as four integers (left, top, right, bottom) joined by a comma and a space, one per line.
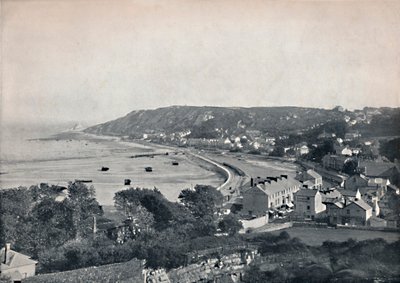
1, 106, 399, 283
2, 0, 400, 281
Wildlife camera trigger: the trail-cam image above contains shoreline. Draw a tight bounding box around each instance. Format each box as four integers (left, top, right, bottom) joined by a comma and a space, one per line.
1, 131, 302, 208
0, 132, 228, 206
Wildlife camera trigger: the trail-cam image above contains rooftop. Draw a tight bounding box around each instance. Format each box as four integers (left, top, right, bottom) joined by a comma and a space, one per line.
295, 188, 319, 197
347, 199, 372, 211
340, 189, 359, 197
359, 161, 398, 177
261, 177, 301, 195
0, 247, 37, 270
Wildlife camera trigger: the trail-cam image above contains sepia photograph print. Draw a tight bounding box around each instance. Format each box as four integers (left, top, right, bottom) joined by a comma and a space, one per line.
1, 0, 399, 282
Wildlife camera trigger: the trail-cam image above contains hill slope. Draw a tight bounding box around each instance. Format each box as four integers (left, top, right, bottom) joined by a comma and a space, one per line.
84, 106, 347, 138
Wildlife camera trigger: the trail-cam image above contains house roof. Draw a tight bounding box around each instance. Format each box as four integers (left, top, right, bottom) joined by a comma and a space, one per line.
244, 177, 301, 196
359, 161, 398, 177
388, 184, 399, 193
347, 174, 368, 183
340, 189, 359, 197
296, 170, 321, 184
0, 248, 37, 270
303, 180, 315, 188
262, 178, 301, 195
295, 189, 319, 197
320, 189, 342, 200
306, 169, 322, 180
324, 200, 344, 208
346, 199, 372, 211
358, 187, 378, 195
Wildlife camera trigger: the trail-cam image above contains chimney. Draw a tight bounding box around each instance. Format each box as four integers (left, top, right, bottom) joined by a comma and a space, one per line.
4, 243, 10, 264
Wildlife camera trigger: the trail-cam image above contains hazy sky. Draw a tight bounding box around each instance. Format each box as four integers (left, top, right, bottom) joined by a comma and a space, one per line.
1, 0, 399, 124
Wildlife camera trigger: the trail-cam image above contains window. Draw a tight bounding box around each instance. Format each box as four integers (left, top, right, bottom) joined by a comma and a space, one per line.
307, 197, 310, 200
307, 205, 310, 210
347, 209, 350, 215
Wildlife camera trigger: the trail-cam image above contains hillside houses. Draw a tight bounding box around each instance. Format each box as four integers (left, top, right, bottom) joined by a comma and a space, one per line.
344, 131, 361, 141
295, 169, 323, 189
334, 145, 353, 156
358, 161, 400, 186
291, 184, 380, 226
322, 154, 352, 171
324, 198, 372, 226
343, 174, 395, 218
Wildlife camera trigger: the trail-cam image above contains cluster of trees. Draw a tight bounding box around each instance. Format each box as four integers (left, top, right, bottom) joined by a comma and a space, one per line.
1, 183, 244, 273
0, 182, 102, 271
113, 185, 242, 269
380, 138, 400, 162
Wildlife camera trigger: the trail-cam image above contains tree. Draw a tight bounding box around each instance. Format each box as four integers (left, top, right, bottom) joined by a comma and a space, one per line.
270, 146, 285, 157
343, 159, 358, 175
67, 182, 103, 238
242, 265, 268, 283
0, 187, 31, 246
178, 185, 223, 218
20, 197, 75, 257
380, 138, 400, 162
218, 214, 243, 235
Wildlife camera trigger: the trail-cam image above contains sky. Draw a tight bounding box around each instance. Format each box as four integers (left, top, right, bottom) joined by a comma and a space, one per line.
1, 0, 399, 125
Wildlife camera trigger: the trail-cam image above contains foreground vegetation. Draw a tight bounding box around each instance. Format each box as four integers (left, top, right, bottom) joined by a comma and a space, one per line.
1, 183, 399, 282
0, 183, 243, 273
243, 235, 400, 282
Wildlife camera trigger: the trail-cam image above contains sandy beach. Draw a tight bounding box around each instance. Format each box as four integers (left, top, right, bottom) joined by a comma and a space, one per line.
0, 131, 225, 205
1, 129, 303, 206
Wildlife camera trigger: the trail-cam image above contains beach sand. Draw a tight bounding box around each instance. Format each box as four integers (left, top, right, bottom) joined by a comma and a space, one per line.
0, 132, 224, 205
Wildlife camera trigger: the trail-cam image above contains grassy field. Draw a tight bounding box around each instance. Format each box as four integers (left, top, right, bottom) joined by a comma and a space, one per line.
23, 259, 143, 283
274, 227, 400, 246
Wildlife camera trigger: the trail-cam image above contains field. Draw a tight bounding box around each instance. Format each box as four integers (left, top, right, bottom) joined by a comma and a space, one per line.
275, 227, 400, 246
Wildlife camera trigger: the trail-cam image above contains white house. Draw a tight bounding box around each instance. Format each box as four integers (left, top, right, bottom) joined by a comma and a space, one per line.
0, 244, 37, 282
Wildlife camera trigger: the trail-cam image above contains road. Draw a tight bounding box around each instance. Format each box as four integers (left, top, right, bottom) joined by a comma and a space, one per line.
185, 151, 246, 200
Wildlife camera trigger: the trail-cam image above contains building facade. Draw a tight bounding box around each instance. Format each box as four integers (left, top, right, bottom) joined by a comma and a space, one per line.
294, 189, 326, 220
242, 176, 300, 217
325, 199, 372, 226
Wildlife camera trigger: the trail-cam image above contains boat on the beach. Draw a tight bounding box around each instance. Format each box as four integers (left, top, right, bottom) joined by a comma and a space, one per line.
124, 179, 131, 185
100, 166, 109, 171
172, 161, 179, 166
145, 167, 153, 172
75, 179, 93, 183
